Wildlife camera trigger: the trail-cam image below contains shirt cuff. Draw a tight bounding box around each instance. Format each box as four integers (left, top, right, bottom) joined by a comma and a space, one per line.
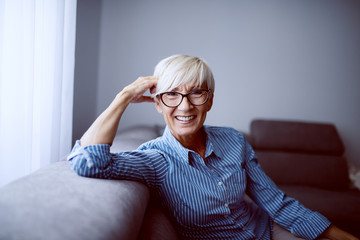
291, 212, 331, 239
67, 140, 112, 175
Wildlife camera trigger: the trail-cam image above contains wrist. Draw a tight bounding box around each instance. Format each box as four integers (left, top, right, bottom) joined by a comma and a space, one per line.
111, 90, 132, 111
320, 225, 359, 240
116, 89, 132, 103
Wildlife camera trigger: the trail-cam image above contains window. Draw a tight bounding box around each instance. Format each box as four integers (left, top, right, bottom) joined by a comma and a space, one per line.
0, 0, 77, 187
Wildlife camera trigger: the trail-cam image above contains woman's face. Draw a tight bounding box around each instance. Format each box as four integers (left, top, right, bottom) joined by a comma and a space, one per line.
155, 81, 213, 142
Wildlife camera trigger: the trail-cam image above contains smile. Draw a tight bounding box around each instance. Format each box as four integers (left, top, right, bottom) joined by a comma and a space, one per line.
175, 116, 195, 122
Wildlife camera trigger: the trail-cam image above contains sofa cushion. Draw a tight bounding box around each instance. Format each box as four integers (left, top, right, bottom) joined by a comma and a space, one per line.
256, 151, 350, 189
0, 161, 150, 240
138, 200, 179, 240
250, 119, 344, 155
279, 185, 360, 237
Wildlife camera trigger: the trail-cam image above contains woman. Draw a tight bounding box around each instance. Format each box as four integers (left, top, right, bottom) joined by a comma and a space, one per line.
68, 54, 357, 240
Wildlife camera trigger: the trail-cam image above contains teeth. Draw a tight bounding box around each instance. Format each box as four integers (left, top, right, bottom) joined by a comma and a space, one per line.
176, 116, 194, 121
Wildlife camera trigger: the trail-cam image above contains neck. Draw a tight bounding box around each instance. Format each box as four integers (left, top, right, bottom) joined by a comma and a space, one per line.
175, 127, 207, 158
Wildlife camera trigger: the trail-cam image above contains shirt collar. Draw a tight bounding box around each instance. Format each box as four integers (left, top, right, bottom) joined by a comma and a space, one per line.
162, 125, 223, 163
203, 125, 224, 159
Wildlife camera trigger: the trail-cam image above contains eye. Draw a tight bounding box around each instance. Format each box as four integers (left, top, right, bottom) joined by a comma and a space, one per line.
163, 92, 180, 99
166, 92, 177, 96
190, 90, 206, 97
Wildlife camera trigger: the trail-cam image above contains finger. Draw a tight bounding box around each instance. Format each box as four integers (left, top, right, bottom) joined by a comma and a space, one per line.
149, 85, 157, 95
141, 96, 155, 102
121, 76, 158, 103
145, 76, 158, 94
131, 96, 155, 103
135, 76, 158, 91
136, 76, 158, 83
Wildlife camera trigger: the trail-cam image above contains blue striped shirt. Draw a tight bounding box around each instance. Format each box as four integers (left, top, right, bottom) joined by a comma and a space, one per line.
67, 125, 330, 240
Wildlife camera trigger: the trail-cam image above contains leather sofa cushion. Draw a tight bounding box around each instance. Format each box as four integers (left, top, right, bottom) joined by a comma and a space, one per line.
279, 185, 360, 236
256, 151, 350, 189
250, 119, 344, 155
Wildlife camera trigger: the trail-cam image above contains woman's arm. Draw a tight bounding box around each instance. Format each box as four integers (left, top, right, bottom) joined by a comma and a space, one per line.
242, 136, 358, 239
319, 225, 359, 240
80, 76, 157, 147
67, 76, 165, 182
241, 136, 330, 239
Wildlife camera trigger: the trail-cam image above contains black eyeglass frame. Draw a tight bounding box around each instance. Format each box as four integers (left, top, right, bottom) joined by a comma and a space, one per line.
159, 89, 211, 108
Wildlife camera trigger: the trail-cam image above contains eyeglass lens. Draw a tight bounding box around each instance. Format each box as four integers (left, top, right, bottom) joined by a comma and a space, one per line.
161, 90, 209, 107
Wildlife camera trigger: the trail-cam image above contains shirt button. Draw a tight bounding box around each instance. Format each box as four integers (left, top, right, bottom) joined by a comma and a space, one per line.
218, 182, 223, 186
224, 203, 229, 207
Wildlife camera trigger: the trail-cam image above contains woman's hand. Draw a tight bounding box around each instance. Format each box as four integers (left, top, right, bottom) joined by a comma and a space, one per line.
79, 76, 158, 147
119, 76, 158, 104
319, 225, 359, 240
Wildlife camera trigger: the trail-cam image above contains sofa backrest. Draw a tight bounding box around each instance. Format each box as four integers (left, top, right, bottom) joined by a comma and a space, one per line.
250, 119, 350, 189
250, 119, 344, 155
111, 125, 163, 152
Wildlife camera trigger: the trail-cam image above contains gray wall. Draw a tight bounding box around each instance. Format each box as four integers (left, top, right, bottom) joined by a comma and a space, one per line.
73, 0, 101, 144
73, 0, 360, 168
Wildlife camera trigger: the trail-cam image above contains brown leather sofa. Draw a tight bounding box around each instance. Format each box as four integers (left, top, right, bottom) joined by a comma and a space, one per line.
249, 119, 360, 237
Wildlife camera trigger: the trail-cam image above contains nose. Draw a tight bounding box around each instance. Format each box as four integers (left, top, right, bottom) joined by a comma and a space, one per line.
177, 95, 193, 110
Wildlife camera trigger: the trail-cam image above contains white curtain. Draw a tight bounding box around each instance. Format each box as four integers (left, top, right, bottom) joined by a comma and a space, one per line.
0, 0, 77, 187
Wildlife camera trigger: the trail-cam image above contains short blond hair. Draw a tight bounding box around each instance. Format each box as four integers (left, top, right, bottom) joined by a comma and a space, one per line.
153, 54, 215, 96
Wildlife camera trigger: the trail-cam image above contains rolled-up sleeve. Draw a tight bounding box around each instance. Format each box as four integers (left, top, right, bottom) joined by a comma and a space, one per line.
243, 140, 330, 240
67, 140, 169, 188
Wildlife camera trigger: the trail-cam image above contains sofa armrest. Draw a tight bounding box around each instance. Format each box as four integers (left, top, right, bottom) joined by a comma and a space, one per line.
0, 161, 150, 240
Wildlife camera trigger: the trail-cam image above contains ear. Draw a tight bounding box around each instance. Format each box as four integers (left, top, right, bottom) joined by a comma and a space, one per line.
155, 101, 163, 114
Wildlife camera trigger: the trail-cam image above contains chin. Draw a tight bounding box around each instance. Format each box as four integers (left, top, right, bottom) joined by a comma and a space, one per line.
172, 124, 203, 138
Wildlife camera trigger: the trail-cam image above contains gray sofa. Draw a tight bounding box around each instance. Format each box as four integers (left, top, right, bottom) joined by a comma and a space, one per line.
0, 161, 150, 240
0, 120, 359, 239
0, 126, 177, 240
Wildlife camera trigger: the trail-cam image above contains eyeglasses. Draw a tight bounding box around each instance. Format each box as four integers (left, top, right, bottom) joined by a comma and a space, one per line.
159, 90, 211, 108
